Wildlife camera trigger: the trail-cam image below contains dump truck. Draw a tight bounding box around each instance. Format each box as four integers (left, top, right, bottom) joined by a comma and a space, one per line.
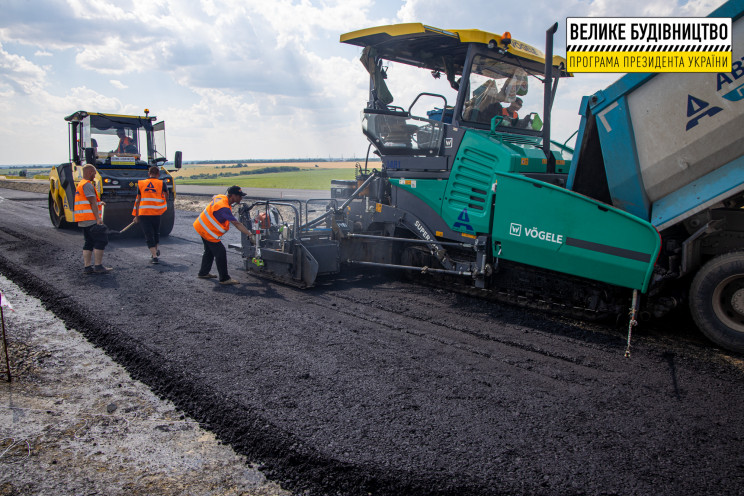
571, 1, 744, 352
48, 110, 182, 235
239, 0, 744, 353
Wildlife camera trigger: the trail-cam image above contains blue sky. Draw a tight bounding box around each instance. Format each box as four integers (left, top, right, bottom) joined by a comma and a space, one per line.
0, 0, 727, 165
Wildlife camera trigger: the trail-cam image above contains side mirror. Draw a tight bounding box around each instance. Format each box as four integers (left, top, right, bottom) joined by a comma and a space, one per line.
84, 147, 96, 165
174, 150, 182, 169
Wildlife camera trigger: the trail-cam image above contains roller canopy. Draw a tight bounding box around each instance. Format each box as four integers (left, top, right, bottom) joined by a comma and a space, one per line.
341, 23, 569, 76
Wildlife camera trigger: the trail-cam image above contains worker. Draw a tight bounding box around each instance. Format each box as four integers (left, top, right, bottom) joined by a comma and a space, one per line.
115, 128, 136, 154
73, 164, 112, 275
502, 97, 522, 120
193, 185, 253, 285
132, 166, 168, 264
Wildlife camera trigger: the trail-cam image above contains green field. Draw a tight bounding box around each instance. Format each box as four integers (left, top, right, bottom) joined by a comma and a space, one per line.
176, 168, 356, 190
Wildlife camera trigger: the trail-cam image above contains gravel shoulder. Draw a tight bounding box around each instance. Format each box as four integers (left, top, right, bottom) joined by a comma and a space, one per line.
0, 274, 288, 496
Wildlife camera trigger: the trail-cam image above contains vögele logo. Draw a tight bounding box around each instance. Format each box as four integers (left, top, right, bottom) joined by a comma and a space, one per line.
510, 223, 522, 236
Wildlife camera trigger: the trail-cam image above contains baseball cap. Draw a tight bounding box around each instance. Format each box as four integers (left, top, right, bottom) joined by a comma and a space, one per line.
227, 185, 246, 197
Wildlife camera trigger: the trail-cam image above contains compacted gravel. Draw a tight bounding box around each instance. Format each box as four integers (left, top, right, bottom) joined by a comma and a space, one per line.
0, 274, 289, 496
0, 186, 743, 495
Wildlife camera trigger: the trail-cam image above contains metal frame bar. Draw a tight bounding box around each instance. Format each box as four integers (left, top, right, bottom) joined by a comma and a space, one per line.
346, 233, 474, 250
347, 259, 473, 277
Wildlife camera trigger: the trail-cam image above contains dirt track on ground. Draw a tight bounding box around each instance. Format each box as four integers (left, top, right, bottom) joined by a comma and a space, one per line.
1, 185, 743, 495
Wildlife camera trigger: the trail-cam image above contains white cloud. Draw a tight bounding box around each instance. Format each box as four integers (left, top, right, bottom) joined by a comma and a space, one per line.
67, 0, 140, 21
0, 42, 48, 96
251, 0, 375, 48
76, 37, 148, 74
110, 79, 128, 89
55, 86, 123, 112
395, 0, 417, 23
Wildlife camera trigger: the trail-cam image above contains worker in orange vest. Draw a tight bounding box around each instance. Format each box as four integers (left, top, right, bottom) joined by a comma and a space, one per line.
132, 166, 168, 264
501, 97, 522, 120
193, 185, 253, 285
73, 164, 112, 275
115, 128, 136, 154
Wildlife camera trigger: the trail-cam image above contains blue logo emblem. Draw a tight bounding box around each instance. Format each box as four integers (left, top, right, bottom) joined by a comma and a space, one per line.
453, 208, 474, 232
686, 94, 722, 131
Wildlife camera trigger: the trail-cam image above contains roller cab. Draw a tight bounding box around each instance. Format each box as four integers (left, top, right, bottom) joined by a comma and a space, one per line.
48, 110, 182, 235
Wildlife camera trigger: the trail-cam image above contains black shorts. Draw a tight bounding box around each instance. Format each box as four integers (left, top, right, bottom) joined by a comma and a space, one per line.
83, 224, 108, 251
138, 215, 161, 248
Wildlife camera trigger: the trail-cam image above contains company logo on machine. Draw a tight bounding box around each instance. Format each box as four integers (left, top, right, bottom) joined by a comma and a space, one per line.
686, 94, 722, 130
510, 40, 540, 57
510, 223, 564, 244
414, 220, 432, 242
453, 208, 474, 233
682, 48, 744, 131
445, 138, 453, 148
718, 60, 744, 102
722, 81, 744, 102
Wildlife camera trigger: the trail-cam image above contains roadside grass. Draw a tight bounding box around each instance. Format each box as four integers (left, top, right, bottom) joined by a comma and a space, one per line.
174, 161, 360, 177
1, 174, 49, 180
176, 168, 356, 190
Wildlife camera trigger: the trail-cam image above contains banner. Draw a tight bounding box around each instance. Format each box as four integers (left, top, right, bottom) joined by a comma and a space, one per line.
567, 18, 733, 73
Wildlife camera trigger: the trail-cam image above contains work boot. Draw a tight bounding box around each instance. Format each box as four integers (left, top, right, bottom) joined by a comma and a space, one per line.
197, 273, 217, 279
219, 278, 240, 285
151, 257, 159, 264
93, 265, 113, 274
83, 266, 94, 275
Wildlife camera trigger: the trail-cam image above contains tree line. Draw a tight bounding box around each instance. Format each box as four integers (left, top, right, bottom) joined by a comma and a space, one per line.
186, 165, 302, 180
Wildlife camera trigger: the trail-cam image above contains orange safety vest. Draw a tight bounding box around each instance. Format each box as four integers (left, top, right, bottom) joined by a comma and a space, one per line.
501, 108, 518, 119
116, 137, 134, 153
73, 179, 102, 222
193, 194, 232, 242
132, 178, 167, 216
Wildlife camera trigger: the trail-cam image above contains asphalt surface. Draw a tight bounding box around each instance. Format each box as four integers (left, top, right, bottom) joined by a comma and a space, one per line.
1, 187, 743, 495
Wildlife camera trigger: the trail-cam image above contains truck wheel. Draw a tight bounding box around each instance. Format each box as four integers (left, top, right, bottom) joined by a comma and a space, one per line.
160, 204, 175, 237
689, 252, 744, 353
48, 192, 71, 229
